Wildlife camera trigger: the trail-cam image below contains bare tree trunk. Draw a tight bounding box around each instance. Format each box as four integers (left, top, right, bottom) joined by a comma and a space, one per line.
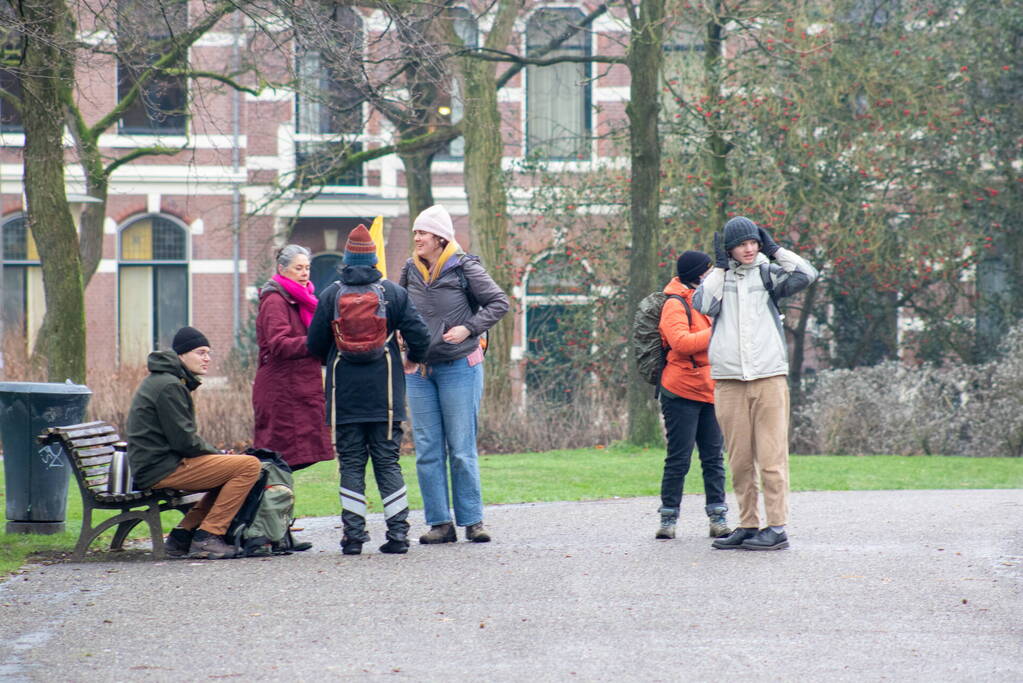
704, 9, 731, 231
455, 2, 519, 412
787, 280, 818, 409
461, 57, 512, 410
20, 0, 86, 383
625, 0, 666, 445
72, 128, 108, 287
399, 149, 437, 223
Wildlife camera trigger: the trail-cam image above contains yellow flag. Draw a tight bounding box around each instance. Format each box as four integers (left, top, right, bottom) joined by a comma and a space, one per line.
369, 215, 386, 279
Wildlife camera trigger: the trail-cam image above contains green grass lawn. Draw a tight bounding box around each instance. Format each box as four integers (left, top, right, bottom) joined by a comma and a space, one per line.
2, 447, 1021, 575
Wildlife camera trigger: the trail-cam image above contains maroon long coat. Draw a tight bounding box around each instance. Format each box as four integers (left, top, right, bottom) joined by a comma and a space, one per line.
252, 280, 333, 468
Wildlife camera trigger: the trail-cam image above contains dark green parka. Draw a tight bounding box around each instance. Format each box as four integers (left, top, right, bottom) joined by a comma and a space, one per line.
126, 350, 218, 489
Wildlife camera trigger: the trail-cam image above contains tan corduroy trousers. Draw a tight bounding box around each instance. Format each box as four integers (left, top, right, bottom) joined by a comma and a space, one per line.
153, 454, 262, 535
714, 375, 790, 528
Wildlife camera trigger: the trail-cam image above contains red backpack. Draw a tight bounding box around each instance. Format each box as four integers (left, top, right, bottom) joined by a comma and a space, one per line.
331, 282, 392, 363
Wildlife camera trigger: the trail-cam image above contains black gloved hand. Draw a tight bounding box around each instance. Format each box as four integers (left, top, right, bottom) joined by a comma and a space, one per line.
758, 226, 781, 258
713, 232, 729, 270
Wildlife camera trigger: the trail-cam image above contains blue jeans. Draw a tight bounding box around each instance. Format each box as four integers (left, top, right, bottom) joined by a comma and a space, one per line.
406, 359, 484, 526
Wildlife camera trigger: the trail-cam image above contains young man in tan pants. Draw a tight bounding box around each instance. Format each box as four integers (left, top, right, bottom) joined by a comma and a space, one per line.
126, 326, 261, 559
693, 217, 818, 550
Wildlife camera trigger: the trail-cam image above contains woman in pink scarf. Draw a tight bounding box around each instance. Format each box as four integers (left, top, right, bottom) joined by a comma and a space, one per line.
252, 244, 332, 470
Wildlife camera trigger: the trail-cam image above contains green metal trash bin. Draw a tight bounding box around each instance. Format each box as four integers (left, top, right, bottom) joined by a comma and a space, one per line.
0, 381, 92, 534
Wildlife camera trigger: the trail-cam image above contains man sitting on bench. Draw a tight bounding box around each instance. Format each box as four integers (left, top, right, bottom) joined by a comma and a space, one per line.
126, 326, 260, 560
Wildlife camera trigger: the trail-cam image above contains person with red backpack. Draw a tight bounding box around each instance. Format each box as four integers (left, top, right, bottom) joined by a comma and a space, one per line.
307, 225, 430, 555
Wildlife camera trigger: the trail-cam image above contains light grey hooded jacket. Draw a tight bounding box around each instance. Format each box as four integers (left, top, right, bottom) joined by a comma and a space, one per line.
693, 246, 818, 381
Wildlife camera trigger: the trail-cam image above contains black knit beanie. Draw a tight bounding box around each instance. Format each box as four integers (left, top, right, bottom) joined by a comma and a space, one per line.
723, 216, 760, 251
676, 251, 712, 286
172, 326, 210, 355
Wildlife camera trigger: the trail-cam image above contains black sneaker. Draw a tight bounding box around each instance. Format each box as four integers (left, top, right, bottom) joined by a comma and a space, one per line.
165, 527, 193, 558
741, 528, 789, 551
711, 527, 758, 550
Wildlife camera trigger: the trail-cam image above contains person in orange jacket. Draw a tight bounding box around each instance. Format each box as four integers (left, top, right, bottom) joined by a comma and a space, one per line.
655, 251, 731, 540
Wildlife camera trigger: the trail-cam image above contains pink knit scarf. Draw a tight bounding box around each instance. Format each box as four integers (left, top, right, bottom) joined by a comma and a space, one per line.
272, 273, 318, 328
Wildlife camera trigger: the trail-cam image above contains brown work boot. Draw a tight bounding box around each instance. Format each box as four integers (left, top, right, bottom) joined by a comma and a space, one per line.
419, 522, 456, 544
188, 530, 238, 560
465, 522, 491, 543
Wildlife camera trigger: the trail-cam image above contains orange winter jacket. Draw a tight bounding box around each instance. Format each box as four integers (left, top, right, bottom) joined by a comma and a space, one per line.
658, 277, 715, 404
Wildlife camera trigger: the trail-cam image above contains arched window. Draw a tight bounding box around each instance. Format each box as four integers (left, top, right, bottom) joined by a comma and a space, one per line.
526, 8, 591, 160
118, 215, 189, 365
522, 252, 595, 403
1, 214, 44, 352
295, 5, 364, 186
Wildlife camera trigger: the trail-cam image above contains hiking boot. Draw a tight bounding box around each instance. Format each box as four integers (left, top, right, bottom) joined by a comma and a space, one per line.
340, 536, 363, 555
419, 522, 457, 544
707, 507, 732, 539
379, 532, 410, 554
188, 530, 238, 560
465, 522, 491, 543
741, 528, 789, 551
655, 511, 677, 540
165, 527, 193, 558
711, 527, 758, 550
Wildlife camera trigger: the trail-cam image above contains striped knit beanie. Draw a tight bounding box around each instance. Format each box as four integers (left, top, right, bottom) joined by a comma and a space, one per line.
344, 224, 377, 266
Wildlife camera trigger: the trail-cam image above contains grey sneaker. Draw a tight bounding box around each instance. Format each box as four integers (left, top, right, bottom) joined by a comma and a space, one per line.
465, 522, 491, 543
708, 508, 732, 538
188, 530, 238, 560
419, 522, 457, 544
655, 514, 677, 539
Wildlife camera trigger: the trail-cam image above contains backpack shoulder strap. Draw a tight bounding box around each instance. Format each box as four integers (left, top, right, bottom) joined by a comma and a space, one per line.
456, 261, 480, 314
665, 293, 692, 326
663, 293, 697, 369
760, 262, 781, 312
399, 259, 412, 288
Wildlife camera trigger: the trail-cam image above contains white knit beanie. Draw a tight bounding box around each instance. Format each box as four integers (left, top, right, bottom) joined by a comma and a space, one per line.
413, 204, 455, 244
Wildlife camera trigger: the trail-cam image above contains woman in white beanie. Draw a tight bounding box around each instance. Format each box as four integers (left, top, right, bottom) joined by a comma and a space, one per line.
400, 204, 510, 544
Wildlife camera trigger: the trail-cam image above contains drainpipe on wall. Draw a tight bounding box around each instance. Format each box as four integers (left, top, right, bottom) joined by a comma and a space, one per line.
231, 10, 242, 346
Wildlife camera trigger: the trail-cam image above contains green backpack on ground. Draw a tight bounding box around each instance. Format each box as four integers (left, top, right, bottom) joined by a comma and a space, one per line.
225, 449, 297, 556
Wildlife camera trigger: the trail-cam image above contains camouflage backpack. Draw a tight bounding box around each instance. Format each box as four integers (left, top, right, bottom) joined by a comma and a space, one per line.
631, 292, 692, 385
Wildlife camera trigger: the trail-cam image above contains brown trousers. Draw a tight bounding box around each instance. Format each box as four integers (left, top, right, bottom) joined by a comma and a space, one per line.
714, 375, 790, 528
152, 454, 262, 536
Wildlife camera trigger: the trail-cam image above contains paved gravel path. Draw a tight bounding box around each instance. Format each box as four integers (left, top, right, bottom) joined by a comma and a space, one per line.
0, 489, 1020, 681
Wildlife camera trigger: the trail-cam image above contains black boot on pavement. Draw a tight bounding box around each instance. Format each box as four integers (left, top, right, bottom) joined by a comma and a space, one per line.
419, 522, 457, 544
340, 536, 364, 555
741, 527, 789, 551
188, 530, 238, 560
165, 527, 194, 558
465, 522, 491, 543
379, 532, 410, 554
711, 527, 758, 550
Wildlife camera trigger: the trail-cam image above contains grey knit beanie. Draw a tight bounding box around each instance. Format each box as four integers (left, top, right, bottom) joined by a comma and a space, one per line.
723, 216, 760, 251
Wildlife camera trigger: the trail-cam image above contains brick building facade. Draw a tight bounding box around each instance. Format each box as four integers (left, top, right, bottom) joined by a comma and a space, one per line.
1, 2, 639, 384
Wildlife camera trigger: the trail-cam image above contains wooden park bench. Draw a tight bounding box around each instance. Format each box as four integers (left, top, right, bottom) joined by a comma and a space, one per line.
37, 421, 200, 561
